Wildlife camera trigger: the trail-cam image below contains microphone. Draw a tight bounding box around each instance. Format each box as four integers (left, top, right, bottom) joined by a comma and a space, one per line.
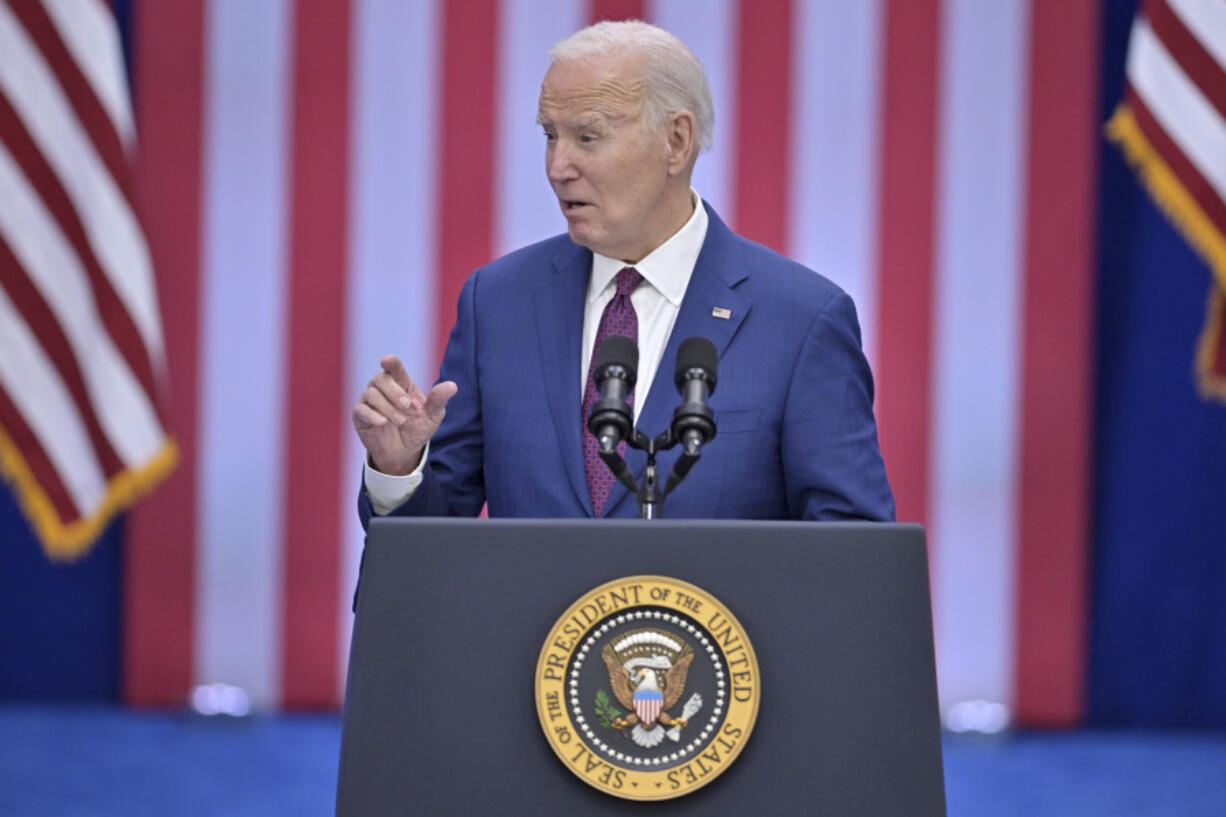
671, 337, 718, 455
587, 335, 638, 452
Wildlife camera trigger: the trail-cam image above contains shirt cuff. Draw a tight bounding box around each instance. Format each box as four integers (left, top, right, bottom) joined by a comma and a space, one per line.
363, 443, 428, 515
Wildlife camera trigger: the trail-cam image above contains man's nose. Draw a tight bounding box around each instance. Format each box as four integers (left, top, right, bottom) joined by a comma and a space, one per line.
546, 143, 579, 182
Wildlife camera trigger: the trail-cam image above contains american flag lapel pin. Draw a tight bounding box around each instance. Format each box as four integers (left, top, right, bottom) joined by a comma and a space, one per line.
712, 306, 732, 320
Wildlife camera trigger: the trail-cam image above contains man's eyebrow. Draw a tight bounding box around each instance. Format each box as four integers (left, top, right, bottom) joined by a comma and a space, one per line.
535, 110, 609, 130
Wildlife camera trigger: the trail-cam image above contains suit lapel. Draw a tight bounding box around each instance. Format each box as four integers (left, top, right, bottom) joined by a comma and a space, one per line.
602, 206, 751, 516
536, 241, 594, 514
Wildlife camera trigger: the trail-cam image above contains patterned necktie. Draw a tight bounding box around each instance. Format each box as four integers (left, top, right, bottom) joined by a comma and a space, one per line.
582, 267, 643, 516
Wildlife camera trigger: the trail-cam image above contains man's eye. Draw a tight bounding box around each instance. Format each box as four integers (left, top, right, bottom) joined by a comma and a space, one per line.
543, 131, 556, 142
579, 133, 597, 144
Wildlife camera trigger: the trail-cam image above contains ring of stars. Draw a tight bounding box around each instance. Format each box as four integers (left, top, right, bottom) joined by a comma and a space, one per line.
567, 608, 727, 767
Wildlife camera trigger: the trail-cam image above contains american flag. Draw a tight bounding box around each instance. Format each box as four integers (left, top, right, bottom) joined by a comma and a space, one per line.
1107, 0, 1226, 401
108, 0, 1097, 726
0, 0, 175, 560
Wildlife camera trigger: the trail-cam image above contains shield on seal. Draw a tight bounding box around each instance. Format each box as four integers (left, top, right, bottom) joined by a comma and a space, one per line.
633, 688, 663, 728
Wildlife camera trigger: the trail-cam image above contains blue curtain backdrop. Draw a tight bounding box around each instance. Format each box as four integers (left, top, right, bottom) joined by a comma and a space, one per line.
0, 487, 121, 700
1089, 0, 1226, 728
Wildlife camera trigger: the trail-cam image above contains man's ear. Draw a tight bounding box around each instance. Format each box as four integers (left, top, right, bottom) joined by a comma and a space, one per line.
665, 111, 696, 175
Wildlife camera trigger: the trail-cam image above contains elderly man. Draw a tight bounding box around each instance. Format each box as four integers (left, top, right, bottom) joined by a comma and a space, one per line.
353, 20, 894, 522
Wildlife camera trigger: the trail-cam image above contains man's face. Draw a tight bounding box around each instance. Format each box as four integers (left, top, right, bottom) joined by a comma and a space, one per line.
537, 54, 676, 263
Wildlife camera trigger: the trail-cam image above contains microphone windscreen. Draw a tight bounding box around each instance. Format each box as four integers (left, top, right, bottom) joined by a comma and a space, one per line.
675, 337, 718, 382
595, 335, 639, 380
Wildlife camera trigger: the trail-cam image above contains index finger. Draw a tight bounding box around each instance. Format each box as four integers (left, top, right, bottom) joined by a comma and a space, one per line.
380, 354, 415, 391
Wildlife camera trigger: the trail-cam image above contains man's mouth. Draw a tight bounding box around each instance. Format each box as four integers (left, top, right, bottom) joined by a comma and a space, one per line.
562, 200, 590, 211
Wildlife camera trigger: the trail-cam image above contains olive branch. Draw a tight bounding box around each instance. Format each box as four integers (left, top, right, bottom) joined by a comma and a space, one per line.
594, 689, 623, 730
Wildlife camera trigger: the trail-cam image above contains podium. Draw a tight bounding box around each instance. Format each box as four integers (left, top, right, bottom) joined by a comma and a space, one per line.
337, 519, 946, 815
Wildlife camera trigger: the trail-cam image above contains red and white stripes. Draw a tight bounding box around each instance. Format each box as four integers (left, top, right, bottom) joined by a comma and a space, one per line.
0, 0, 174, 558
123, 0, 1097, 724
927, 0, 1029, 721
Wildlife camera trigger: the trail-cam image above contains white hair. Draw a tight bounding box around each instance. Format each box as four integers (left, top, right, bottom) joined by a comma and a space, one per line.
548, 20, 715, 155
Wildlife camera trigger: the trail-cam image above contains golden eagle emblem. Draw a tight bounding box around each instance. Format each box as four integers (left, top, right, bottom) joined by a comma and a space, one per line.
599, 628, 704, 748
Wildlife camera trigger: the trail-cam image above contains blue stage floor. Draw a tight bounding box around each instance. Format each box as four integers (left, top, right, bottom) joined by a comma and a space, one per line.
2, 706, 1224, 816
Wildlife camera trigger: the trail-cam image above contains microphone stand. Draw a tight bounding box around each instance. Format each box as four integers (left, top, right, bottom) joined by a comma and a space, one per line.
598, 424, 706, 519
627, 428, 668, 519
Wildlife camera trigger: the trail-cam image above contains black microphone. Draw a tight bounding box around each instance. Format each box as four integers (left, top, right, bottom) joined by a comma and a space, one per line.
671, 337, 718, 455
587, 335, 638, 452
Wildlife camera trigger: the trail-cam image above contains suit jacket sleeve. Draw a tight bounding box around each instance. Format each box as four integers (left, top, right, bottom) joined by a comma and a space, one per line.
782, 289, 895, 521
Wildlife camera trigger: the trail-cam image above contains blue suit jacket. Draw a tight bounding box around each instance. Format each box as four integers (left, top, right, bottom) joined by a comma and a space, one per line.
359, 205, 894, 523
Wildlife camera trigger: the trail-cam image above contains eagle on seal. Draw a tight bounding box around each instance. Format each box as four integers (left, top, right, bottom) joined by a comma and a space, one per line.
602, 641, 696, 748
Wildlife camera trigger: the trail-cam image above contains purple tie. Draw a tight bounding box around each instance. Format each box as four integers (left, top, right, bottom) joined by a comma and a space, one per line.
583, 267, 643, 516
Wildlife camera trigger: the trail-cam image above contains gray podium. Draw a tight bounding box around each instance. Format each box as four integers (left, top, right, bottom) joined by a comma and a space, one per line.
337, 519, 946, 815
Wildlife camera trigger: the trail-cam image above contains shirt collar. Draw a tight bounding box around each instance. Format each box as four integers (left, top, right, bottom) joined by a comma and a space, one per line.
588, 190, 709, 306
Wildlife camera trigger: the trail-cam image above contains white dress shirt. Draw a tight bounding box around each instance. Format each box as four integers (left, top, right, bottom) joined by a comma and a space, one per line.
364, 192, 710, 514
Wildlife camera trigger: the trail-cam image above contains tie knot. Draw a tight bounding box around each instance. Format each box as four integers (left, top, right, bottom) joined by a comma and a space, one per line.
615, 267, 643, 298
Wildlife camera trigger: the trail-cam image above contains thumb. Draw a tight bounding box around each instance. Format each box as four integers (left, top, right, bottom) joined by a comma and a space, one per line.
424, 380, 458, 425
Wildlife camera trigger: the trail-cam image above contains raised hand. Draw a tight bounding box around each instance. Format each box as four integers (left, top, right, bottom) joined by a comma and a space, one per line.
352, 355, 458, 475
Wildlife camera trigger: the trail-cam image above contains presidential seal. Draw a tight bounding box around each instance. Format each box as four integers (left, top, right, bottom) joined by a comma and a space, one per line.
535, 576, 760, 800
